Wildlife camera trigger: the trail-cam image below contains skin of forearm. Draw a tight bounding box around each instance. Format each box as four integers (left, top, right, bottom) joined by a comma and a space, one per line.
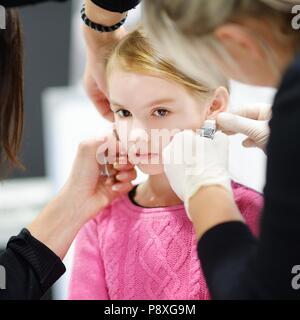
85, 0, 127, 26
28, 190, 90, 260
84, 0, 127, 51
189, 186, 244, 240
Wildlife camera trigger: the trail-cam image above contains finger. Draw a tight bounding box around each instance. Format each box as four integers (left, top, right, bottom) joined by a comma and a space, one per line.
242, 138, 257, 148
115, 169, 137, 182
96, 133, 120, 165
111, 182, 134, 193
231, 104, 272, 121
84, 74, 114, 122
113, 160, 135, 171
100, 168, 117, 178
217, 129, 237, 136
72, 137, 114, 183
217, 113, 260, 138
79, 136, 110, 159
103, 175, 117, 185
96, 136, 132, 170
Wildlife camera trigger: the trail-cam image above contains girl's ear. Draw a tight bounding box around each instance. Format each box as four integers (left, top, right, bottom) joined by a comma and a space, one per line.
206, 87, 229, 120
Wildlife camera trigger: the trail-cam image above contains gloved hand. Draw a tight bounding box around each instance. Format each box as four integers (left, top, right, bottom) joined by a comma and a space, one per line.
217, 104, 272, 152
163, 130, 232, 220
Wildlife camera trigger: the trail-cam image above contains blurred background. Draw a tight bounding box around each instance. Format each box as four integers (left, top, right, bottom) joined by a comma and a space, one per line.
0, 0, 275, 299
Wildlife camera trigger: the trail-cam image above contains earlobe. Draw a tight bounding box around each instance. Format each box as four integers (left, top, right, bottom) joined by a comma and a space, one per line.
207, 87, 229, 120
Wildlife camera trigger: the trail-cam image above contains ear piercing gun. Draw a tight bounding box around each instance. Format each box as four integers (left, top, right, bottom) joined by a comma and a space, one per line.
103, 128, 120, 179
199, 120, 216, 139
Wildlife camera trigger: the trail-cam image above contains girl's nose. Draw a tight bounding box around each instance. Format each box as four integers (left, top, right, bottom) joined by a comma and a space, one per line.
128, 121, 149, 144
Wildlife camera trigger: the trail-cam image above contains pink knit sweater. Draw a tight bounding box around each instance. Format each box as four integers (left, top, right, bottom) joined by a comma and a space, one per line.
68, 182, 263, 300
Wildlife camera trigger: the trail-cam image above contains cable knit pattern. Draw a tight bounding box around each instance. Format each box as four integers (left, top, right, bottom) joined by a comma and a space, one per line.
68, 181, 263, 300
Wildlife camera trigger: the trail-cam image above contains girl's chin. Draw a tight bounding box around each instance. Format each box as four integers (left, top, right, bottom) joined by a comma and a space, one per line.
137, 163, 165, 175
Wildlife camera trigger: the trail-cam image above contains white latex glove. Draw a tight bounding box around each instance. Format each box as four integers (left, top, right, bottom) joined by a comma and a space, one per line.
217, 104, 272, 152
163, 130, 232, 220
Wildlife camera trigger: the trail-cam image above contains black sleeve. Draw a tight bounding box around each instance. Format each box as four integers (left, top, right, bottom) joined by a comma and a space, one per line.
91, 0, 141, 13
0, 0, 67, 7
198, 52, 300, 300
0, 0, 141, 12
0, 229, 65, 300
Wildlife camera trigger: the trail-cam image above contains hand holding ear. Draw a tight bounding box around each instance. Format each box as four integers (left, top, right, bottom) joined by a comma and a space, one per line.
217, 104, 271, 153
83, 2, 128, 121
163, 130, 232, 220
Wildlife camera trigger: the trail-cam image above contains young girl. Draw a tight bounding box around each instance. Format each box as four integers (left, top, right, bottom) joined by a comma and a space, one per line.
68, 29, 263, 300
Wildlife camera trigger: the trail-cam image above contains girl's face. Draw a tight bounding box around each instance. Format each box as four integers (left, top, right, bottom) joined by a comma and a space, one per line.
108, 68, 227, 175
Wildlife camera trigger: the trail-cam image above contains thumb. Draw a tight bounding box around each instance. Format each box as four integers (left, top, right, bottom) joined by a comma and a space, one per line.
217, 112, 260, 138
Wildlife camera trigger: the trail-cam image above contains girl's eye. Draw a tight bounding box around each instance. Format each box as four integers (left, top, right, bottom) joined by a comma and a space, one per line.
116, 109, 132, 118
153, 109, 169, 118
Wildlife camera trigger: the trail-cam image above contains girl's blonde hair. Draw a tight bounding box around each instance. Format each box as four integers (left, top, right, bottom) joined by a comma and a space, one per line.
106, 29, 218, 101
143, 0, 300, 87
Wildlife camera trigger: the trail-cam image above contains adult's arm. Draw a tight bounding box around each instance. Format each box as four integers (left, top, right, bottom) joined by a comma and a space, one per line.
196, 52, 300, 299
0, 0, 66, 7
0, 229, 65, 300
0, 136, 136, 300
82, 1, 129, 121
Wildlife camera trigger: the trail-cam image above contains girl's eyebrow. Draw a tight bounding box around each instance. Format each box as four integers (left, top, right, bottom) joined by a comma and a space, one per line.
110, 98, 175, 109
110, 101, 125, 109
144, 98, 175, 108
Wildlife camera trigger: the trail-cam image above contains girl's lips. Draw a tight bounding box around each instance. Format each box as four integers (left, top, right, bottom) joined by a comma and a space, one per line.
135, 153, 159, 158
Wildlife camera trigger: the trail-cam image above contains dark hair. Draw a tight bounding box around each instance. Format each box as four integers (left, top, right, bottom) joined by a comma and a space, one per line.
0, 9, 24, 174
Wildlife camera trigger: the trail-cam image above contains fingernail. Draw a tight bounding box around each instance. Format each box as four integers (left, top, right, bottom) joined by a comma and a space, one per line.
116, 173, 127, 180
113, 162, 119, 169
112, 184, 121, 191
